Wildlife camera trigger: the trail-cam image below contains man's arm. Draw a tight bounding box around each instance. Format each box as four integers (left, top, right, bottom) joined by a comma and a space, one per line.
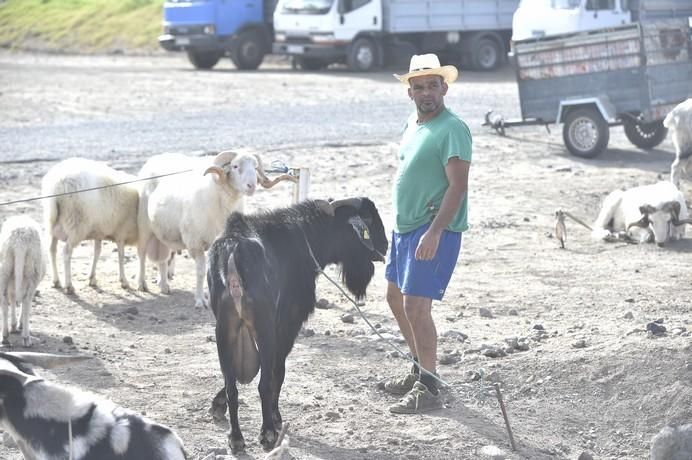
415, 157, 470, 260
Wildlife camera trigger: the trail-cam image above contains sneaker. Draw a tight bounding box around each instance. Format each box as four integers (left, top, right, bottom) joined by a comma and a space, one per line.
389, 381, 443, 414
377, 372, 417, 396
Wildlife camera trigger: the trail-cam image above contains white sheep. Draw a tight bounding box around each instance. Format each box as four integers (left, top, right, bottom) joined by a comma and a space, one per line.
136, 151, 261, 307
665, 98, 692, 187
41, 158, 139, 294
650, 424, 692, 460
0, 351, 187, 459
0, 216, 46, 347
591, 181, 691, 246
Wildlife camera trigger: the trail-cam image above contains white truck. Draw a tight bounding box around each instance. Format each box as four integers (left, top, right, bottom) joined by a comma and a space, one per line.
272, 0, 520, 72
512, 0, 692, 41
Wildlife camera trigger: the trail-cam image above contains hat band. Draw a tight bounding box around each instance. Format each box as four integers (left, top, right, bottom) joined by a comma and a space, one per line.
411, 67, 433, 71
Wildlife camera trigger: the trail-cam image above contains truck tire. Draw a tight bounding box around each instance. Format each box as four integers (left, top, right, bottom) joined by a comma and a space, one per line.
347, 38, 377, 72
623, 119, 667, 150
562, 107, 610, 158
471, 37, 502, 71
187, 50, 221, 70
231, 30, 265, 70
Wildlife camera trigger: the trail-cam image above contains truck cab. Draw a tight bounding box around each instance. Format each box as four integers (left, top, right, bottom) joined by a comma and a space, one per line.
512, 0, 632, 41
159, 0, 276, 70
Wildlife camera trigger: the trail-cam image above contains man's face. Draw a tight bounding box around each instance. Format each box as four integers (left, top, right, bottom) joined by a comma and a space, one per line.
408, 75, 448, 114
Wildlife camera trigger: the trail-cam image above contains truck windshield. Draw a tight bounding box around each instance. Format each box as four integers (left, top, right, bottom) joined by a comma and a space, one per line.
281, 0, 334, 14
518, 0, 580, 8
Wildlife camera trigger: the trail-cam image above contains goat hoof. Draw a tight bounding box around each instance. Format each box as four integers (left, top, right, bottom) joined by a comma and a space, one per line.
120, 281, 131, 290
2, 337, 9, 346
65, 285, 75, 295
228, 435, 245, 454
22, 337, 32, 348
138, 282, 149, 292
88, 278, 98, 287
259, 429, 278, 451
52, 281, 62, 289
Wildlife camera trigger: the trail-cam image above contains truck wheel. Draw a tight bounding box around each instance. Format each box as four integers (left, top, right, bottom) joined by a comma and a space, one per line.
231, 30, 265, 70
187, 50, 221, 70
472, 37, 502, 71
347, 38, 377, 72
562, 107, 610, 158
623, 119, 667, 149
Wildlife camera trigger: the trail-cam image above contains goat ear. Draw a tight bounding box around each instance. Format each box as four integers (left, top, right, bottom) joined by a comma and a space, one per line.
5, 352, 93, 370
315, 199, 335, 216
348, 216, 375, 251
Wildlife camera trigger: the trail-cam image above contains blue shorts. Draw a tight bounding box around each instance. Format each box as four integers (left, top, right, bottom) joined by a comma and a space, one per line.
385, 223, 462, 301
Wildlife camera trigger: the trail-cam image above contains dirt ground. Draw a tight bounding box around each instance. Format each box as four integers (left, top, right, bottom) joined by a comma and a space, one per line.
0, 51, 691, 460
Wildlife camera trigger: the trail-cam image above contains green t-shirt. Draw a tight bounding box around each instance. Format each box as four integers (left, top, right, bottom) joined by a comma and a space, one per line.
393, 107, 472, 234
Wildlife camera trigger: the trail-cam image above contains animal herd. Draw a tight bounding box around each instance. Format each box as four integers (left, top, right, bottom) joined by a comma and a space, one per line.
0, 97, 690, 458
0, 149, 388, 458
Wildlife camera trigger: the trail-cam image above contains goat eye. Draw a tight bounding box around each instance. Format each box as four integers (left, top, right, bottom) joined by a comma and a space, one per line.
233, 165, 239, 170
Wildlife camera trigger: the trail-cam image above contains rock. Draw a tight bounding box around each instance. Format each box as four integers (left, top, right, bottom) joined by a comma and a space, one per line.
125, 306, 139, 315
2, 431, 16, 448
325, 411, 341, 421
508, 309, 519, 316
341, 313, 355, 324
441, 330, 468, 342
646, 322, 666, 335
315, 298, 331, 309
62, 336, 74, 345
532, 324, 545, 330
577, 452, 594, 460
301, 327, 315, 337
624, 311, 634, 320
439, 352, 460, 365
479, 307, 493, 318
650, 424, 692, 460
479, 444, 508, 459
624, 298, 635, 303
572, 339, 587, 349
515, 339, 530, 351
481, 346, 506, 358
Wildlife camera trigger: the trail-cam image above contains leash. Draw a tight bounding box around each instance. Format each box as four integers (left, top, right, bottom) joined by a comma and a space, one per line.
68, 418, 73, 460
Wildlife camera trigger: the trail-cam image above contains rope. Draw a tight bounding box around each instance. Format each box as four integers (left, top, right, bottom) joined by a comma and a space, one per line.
68, 418, 73, 460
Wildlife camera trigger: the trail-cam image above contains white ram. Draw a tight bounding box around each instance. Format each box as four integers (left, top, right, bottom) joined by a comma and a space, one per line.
0, 215, 46, 347
591, 181, 691, 246
0, 351, 187, 459
665, 98, 692, 187
137, 151, 262, 307
41, 158, 139, 293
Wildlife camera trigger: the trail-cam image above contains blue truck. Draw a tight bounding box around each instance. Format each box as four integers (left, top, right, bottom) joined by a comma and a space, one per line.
158, 0, 277, 70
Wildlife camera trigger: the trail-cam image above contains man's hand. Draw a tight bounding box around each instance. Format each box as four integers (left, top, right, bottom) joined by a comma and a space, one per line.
415, 228, 442, 260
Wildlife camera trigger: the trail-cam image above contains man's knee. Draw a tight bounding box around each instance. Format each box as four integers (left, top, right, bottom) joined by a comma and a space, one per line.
403, 296, 432, 321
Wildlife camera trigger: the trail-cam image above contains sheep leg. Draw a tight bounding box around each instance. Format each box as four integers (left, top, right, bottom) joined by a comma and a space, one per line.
137, 240, 149, 292
167, 252, 176, 280
1, 271, 9, 345
670, 155, 684, 188
216, 309, 246, 453
11, 248, 24, 334
63, 242, 75, 295
88, 239, 102, 287
116, 241, 130, 290
20, 282, 37, 348
49, 237, 61, 289
191, 250, 207, 308
157, 260, 171, 294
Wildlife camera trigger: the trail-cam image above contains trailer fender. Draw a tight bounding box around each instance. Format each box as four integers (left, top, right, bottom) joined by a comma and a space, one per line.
557, 97, 616, 124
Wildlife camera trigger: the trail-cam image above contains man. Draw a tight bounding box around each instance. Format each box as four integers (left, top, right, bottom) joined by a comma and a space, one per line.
380, 54, 471, 414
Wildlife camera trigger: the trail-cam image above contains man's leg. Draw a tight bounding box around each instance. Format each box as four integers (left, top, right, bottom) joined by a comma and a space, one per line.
402, 294, 438, 393
386, 281, 416, 356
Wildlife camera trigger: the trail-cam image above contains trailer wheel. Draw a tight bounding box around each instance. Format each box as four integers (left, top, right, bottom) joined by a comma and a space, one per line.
187, 50, 221, 70
231, 30, 265, 70
562, 108, 610, 158
347, 38, 377, 72
623, 119, 667, 149
471, 37, 502, 71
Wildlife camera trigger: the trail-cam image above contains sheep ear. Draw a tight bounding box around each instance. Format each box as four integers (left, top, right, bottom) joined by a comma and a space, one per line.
6, 352, 93, 370
348, 216, 374, 251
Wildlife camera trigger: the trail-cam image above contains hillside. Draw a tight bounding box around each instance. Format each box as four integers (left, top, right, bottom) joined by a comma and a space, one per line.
0, 0, 164, 54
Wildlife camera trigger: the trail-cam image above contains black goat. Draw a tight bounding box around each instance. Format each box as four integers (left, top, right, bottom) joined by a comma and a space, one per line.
0, 351, 187, 460
207, 197, 388, 452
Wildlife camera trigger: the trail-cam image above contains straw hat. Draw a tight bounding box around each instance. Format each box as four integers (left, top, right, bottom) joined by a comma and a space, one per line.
394, 53, 458, 84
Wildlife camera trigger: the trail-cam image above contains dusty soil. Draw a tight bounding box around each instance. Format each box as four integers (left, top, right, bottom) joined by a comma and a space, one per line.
0, 51, 691, 460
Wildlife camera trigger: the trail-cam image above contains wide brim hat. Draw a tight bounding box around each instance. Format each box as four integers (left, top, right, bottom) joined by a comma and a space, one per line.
394, 53, 458, 84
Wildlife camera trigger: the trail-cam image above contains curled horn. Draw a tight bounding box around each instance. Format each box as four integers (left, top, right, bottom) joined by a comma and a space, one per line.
254, 154, 297, 189
5, 352, 93, 370
627, 207, 651, 231
330, 198, 363, 212
315, 199, 335, 216
204, 150, 238, 179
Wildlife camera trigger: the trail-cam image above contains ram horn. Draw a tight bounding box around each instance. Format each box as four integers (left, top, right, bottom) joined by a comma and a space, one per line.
5, 352, 93, 369
315, 199, 335, 216
626, 215, 650, 231
213, 150, 238, 167
204, 165, 225, 179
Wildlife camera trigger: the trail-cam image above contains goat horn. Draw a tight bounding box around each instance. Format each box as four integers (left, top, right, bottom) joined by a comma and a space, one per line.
259, 174, 298, 189
627, 216, 649, 230
330, 198, 363, 211
315, 199, 334, 216
213, 150, 238, 167
5, 352, 93, 369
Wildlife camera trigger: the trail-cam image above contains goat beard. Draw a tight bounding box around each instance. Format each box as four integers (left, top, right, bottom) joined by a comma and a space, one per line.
340, 259, 375, 300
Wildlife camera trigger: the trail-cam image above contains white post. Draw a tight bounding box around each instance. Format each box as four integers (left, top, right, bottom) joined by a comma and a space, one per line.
292, 167, 310, 204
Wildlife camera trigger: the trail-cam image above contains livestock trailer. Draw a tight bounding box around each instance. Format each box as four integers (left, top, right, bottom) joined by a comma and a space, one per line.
486, 17, 692, 158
